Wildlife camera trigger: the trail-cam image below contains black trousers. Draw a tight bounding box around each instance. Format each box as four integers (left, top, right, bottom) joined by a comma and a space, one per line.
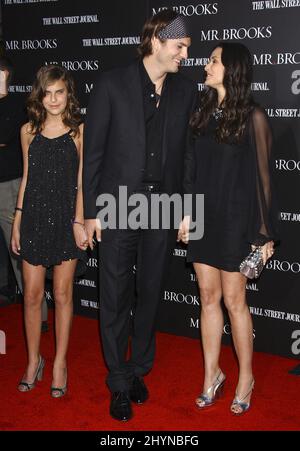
99, 225, 176, 392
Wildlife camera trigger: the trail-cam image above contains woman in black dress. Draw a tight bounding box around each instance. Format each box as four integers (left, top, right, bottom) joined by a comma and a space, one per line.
180, 43, 278, 414
11, 66, 87, 397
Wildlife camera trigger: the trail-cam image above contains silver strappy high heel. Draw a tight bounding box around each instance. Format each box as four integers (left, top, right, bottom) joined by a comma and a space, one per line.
18, 356, 45, 392
195, 370, 226, 409
230, 379, 255, 415
51, 368, 68, 398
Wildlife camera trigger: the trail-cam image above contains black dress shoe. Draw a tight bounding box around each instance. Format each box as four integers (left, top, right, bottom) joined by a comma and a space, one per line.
129, 376, 149, 404
110, 391, 133, 421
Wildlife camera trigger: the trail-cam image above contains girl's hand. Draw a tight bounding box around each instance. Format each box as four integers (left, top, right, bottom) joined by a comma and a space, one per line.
73, 223, 88, 251
11, 225, 21, 255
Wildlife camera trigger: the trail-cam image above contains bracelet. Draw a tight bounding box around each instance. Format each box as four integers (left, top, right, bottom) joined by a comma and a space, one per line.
15, 207, 23, 212
72, 220, 85, 227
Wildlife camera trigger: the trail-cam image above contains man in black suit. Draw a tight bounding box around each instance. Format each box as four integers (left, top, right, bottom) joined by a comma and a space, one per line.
83, 9, 196, 421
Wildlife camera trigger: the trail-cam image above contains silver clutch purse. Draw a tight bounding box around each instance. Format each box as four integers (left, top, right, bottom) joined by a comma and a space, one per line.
239, 247, 264, 279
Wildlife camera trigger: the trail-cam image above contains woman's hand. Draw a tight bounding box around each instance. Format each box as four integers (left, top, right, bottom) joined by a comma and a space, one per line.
177, 216, 190, 244
73, 223, 88, 251
251, 241, 274, 265
11, 224, 21, 255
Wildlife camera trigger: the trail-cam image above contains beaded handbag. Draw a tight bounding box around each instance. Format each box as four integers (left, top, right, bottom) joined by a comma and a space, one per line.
239, 247, 264, 279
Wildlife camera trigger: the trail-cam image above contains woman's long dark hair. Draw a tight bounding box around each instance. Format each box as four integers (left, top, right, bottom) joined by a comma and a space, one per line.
190, 42, 256, 143
27, 65, 81, 136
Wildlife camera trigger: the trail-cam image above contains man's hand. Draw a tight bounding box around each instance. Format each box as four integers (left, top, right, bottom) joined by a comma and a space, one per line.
84, 218, 101, 250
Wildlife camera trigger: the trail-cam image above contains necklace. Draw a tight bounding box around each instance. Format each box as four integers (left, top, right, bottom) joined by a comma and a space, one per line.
154, 78, 166, 103
155, 79, 164, 95
212, 107, 223, 120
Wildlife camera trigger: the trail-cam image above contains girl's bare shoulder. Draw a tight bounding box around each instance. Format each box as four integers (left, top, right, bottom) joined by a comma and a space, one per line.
20, 122, 36, 147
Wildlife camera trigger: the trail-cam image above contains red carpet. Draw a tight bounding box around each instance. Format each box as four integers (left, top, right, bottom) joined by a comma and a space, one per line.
0, 303, 299, 431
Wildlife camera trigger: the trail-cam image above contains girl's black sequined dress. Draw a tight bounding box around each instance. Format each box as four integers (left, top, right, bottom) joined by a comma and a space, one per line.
20, 131, 86, 274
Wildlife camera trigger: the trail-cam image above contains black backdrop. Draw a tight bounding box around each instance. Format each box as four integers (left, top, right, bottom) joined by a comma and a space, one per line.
2, 0, 300, 359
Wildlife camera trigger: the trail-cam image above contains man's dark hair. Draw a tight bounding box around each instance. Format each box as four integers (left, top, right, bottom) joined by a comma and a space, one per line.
138, 9, 180, 58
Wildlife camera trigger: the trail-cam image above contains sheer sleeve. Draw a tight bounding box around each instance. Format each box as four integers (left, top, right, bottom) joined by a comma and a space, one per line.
247, 107, 279, 246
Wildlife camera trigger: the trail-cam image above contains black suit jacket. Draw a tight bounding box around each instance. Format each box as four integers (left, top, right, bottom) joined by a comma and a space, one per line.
83, 60, 197, 219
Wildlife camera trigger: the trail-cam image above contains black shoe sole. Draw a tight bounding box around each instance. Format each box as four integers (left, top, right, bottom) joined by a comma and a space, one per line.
130, 396, 149, 404
110, 413, 133, 422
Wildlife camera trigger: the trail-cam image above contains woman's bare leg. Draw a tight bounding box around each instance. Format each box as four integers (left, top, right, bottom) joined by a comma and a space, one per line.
221, 271, 254, 411
193, 263, 224, 392
20, 261, 46, 387
51, 259, 77, 390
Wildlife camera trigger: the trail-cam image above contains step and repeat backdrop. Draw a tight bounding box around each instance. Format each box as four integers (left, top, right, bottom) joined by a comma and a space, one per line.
2, 0, 299, 359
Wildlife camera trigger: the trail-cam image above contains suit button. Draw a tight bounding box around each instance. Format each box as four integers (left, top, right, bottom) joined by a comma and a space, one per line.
141, 168, 145, 172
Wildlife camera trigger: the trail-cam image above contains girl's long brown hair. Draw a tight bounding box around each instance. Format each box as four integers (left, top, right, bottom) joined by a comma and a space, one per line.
27, 65, 81, 136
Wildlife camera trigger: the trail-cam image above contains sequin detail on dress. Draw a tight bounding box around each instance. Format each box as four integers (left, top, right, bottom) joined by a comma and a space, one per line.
20, 131, 86, 273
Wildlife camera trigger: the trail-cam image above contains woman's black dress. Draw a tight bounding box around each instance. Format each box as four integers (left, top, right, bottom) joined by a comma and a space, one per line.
186, 107, 278, 272
20, 131, 86, 274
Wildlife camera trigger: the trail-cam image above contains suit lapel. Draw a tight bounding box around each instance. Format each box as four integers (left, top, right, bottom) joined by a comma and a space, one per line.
123, 61, 146, 153
122, 64, 186, 168
162, 75, 185, 167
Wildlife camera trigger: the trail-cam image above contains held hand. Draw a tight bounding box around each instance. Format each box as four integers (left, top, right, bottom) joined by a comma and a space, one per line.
177, 216, 190, 244
84, 218, 101, 250
251, 241, 274, 265
11, 226, 21, 255
73, 223, 88, 251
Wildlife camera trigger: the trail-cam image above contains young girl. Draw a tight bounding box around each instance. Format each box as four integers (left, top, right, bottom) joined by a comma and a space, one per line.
12, 65, 88, 397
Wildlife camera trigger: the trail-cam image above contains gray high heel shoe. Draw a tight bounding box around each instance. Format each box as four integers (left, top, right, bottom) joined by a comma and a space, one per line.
195, 370, 226, 409
51, 384, 67, 398
51, 368, 67, 398
18, 356, 45, 392
230, 379, 255, 415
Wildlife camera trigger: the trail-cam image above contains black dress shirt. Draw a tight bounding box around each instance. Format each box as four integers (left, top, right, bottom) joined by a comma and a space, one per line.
139, 61, 169, 184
